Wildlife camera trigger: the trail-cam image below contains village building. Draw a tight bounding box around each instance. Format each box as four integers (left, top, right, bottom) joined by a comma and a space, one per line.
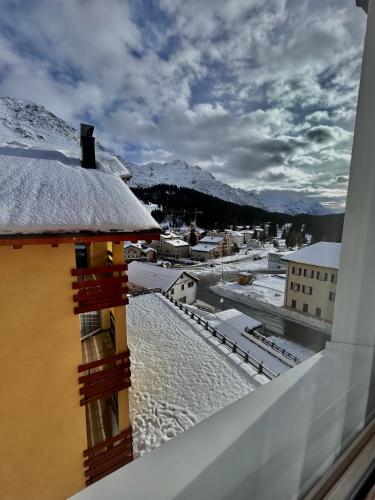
225, 230, 244, 248
282, 242, 341, 323
150, 232, 190, 258
127, 261, 198, 304
0, 125, 160, 499
143, 247, 157, 262
124, 242, 157, 262
191, 242, 219, 260
267, 250, 291, 270
163, 238, 191, 259
124, 242, 143, 260
206, 232, 233, 255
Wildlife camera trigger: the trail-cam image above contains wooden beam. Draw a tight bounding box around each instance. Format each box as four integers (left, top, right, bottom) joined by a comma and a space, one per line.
0, 231, 161, 247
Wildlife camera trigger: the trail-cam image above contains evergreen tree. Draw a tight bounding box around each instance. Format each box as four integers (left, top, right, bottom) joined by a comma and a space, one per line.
232, 242, 239, 254
189, 227, 198, 246
268, 221, 278, 239
286, 230, 297, 248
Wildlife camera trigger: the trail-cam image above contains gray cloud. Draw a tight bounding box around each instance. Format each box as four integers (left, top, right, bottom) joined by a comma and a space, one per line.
0, 0, 367, 209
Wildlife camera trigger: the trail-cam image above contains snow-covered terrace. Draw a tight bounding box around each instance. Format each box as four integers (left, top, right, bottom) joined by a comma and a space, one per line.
127, 293, 267, 457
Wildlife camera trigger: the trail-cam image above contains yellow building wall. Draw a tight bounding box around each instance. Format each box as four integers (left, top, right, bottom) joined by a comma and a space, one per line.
0, 244, 87, 500
89, 241, 130, 431
284, 262, 337, 322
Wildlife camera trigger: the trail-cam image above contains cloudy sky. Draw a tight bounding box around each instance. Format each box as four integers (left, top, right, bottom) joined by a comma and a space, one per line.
0, 0, 368, 209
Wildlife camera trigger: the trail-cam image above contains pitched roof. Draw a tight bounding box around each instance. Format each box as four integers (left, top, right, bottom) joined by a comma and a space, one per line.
191, 243, 218, 252
282, 242, 341, 269
127, 261, 198, 291
200, 236, 224, 244
165, 239, 190, 247
0, 141, 160, 235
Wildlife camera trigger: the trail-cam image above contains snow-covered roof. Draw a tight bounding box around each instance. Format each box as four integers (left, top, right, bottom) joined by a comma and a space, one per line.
124, 242, 142, 249
165, 239, 190, 247
0, 141, 160, 235
127, 294, 262, 456
212, 309, 262, 334
191, 243, 218, 252
127, 261, 197, 291
160, 232, 179, 240
282, 242, 341, 269
200, 236, 224, 244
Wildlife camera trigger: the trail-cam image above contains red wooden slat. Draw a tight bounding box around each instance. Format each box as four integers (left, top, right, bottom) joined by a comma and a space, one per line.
79, 379, 131, 405
73, 290, 126, 305
78, 350, 130, 372
78, 360, 130, 383
72, 276, 127, 289
85, 449, 133, 479
74, 298, 128, 314
71, 264, 127, 276
85, 456, 133, 486
84, 440, 133, 469
79, 369, 131, 396
73, 286, 127, 302
84, 428, 132, 457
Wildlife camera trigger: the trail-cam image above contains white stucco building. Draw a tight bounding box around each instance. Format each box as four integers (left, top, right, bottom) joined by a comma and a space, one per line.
127, 261, 198, 304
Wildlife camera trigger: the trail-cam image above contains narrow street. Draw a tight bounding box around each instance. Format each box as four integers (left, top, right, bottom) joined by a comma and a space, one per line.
196, 271, 328, 353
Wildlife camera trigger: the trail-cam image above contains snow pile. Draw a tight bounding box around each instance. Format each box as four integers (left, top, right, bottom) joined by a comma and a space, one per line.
127, 293, 264, 457
0, 142, 160, 234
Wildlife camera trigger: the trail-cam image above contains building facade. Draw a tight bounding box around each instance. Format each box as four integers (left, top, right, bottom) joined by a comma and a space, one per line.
127, 261, 198, 304
191, 243, 219, 260
163, 239, 191, 259
0, 125, 160, 499
124, 243, 143, 260
283, 242, 341, 323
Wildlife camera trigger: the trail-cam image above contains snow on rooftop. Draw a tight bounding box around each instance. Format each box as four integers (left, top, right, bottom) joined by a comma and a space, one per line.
191, 243, 218, 252
165, 239, 190, 247
282, 242, 341, 269
0, 141, 160, 235
127, 293, 265, 457
127, 261, 195, 291
200, 236, 224, 243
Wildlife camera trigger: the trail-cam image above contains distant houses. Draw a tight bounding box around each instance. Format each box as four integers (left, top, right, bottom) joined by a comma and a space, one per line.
282, 242, 340, 323
127, 261, 198, 304
124, 242, 157, 262
191, 235, 224, 260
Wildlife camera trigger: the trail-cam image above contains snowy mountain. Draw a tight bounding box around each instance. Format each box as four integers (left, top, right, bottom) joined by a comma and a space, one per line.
0, 97, 79, 146
0, 97, 328, 215
128, 160, 329, 216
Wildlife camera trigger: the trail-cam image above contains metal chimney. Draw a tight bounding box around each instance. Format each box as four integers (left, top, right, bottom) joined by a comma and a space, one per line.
80, 123, 96, 168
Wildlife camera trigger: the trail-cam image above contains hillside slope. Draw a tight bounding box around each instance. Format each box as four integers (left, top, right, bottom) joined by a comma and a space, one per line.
128, 160, 329, 216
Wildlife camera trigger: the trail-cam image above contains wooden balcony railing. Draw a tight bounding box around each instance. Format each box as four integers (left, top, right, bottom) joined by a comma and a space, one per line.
78, 350, 131, 406
83, 427, 133, 486
71, 264, 128, 315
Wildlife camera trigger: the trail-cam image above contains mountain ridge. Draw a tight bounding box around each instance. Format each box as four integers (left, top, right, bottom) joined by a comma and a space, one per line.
128, 159, 330, 216
0, 96, 330, 215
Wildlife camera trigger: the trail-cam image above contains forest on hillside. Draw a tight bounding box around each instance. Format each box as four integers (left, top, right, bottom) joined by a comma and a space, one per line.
132, 184, 345, 243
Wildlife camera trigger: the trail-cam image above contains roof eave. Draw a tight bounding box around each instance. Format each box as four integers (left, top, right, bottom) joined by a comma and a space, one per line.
0, 228, 162, 247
